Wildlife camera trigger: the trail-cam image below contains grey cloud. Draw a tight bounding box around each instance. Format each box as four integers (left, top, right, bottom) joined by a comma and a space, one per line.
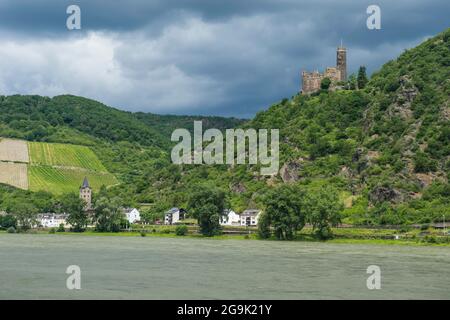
0, 0, 448, 117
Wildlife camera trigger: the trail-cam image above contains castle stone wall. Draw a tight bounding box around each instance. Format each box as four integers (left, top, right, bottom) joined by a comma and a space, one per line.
301, 46, 347, 94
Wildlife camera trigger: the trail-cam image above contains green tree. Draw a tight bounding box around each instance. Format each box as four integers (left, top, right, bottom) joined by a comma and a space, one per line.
261, 185, 307, 240
257, 212, 272, 239
346, 74, 357, 90
141, 201, 168, 224
0, 214, 17, 229
93, 197, 125, 232
306, 187, 342, 239
61, 193, 88, 232
12, 202, 38, 232
357, 66, 368, 89
321, 77, 332, 90
188, 186, 226, 236
57, 223, 65, 232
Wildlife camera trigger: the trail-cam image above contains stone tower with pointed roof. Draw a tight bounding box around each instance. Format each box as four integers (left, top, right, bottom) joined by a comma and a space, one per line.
79, 177, 92, 211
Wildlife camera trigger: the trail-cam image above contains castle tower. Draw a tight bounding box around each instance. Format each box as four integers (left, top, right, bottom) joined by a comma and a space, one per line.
79, 177, 92, 211
336, 44, 347, 82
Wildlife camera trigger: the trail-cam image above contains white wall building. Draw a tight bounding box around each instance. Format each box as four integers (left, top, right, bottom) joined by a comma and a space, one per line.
37, 213, 69, 228
164, 208, 186, 225
220, 210, 240, 226
123, 208, 141, 224
240, 209, 261, 227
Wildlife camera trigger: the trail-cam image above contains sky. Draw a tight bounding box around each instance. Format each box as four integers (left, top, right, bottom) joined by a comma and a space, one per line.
0, 0, 448, 118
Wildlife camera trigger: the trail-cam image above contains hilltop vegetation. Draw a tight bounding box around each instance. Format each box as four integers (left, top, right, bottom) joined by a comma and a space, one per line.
136, 28, 449, 225
240, 28, 450, 225
0, 94, 246, 147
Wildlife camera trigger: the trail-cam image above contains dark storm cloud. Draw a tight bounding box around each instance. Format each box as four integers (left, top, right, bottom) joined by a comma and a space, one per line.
0, 0, 448, 117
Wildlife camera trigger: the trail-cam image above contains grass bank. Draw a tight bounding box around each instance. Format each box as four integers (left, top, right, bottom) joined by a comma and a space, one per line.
1, 227, 450, 246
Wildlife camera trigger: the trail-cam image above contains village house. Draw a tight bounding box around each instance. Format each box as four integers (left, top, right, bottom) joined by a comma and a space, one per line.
37, 213, 69, 228
240, 209, 262, 227
123, 208, 141, 224
220, 209, 240, 226
164, 208, 186, 225
432, 222, 448, 230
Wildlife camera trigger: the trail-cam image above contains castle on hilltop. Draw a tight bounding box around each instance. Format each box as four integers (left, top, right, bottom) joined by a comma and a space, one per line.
301, 45, 347, 94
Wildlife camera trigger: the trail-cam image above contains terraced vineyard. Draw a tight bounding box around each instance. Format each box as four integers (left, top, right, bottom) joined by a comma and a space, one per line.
0, 137, 118, 194
29, 166, 117, 194
28, 142, 106, 171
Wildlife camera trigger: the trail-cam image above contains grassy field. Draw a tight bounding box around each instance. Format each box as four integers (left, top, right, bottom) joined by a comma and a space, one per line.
24, 140, 118, 194
0, 162, 28, 189
28, 141, 106, 171
29, 165, 117, 194
0, 138, 29, 163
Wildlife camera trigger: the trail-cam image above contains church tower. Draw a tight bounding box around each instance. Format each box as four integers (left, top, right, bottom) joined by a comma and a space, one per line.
79, 177, 92, 211
336, 44, 347, 82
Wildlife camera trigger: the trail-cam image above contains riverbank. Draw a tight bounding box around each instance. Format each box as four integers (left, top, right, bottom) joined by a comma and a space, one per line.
1, 226, 450, 246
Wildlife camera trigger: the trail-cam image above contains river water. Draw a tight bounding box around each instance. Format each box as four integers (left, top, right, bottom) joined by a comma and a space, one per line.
0, 234, 449, 299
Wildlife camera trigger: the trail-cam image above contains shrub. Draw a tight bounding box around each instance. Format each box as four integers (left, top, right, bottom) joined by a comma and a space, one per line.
0, 215, 17, 229
423, 235, 437, 243
420, 224, 429, 231
49, 228, 56, 234
175, 224, 188, 236
140, 231, 147, 237
414, 152, 437, 173
160, 227, 172, 234
7, 226, 16, 234
399, 226, 411, 233
57, 224, 65, 232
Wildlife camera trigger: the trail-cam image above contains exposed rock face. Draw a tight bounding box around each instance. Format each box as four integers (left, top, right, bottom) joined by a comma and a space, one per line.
415, 173, 435, 188
367, 150, 380, 161
339, 166, 352, 178
352, 148, 364, 163
279, 160, 302, 182
369, 186, 403, 204
352, 148, 377, 174
266, 175, 278, 186
387, 75, 418, 120
230, 182, 246, 194
441, 104, 450, 121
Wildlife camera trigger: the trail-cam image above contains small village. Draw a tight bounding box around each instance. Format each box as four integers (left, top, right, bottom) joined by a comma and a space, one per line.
3, 177, 447, 241
27, 177, 262, 233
